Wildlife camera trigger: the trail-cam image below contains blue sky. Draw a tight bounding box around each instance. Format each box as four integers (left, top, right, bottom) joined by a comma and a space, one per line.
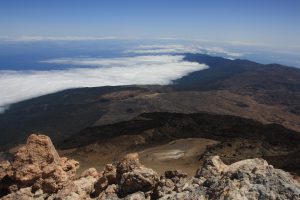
0, 0, 300, 48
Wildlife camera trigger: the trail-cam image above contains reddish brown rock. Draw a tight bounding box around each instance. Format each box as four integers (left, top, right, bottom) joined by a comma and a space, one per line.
81, 167, 99, 179
94, 153, 159, 197
0, 134, 79, 196
1, 134, 300, 200
117, 153, 159, 196
94, 164, 117, 196
1, 187, 34, 200
0, 161, 11, 180
117, 153, 141, 175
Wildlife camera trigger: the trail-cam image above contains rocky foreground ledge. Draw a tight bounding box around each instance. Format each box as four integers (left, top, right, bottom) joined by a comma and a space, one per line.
1, 134, 299, 200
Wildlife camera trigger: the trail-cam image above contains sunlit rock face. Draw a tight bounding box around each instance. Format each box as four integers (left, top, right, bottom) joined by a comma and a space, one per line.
1, 134, 299, 199
0, 134, 79, 196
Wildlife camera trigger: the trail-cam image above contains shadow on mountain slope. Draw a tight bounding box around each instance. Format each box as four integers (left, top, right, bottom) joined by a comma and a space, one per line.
61, 112, 300, 175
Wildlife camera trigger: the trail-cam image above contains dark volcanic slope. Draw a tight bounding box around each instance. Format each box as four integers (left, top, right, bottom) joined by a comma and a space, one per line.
0, 54, 299, 148
174, 54, 260, 90
62, 112, 300, 175
0, 86, 149, 148
177, 54, 300, 113
63, 112, 300, 148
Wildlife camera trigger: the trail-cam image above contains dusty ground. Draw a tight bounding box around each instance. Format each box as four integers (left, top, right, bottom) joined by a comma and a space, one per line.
139, 138, 219, 175
59, 136, 219, 176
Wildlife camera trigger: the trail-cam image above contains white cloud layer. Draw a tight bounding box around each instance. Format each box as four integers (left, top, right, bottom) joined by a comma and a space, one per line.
125, 45, 200, 54
0, 55, 208, 112
125, 44, 244, 57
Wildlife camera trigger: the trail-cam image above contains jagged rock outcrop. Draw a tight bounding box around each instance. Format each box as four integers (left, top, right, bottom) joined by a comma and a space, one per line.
155, 156, 300, 200
203, 156, 300, 199
0, 134, 79, 196
117, 153, 159, 196
93, 153, 159, 199
1, 134, 300, 199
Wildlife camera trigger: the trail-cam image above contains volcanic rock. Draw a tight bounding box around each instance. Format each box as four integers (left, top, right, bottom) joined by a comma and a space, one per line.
117, 153, 159, 196
1, 134, 300, 200
0, 134, 79, 196
156, 156, 300, 199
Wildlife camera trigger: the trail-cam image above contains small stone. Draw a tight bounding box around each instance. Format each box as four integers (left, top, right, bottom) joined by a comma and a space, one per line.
80, 167, 99, 178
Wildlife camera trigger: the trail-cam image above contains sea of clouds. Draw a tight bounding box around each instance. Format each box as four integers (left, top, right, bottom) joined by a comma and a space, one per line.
125, 44, 244, 57
2, 39, 299, 113
0, 54, 208, 112
0, 42, 248, 113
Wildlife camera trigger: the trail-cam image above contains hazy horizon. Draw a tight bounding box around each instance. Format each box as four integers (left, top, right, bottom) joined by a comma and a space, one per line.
1, 0, 300, 50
